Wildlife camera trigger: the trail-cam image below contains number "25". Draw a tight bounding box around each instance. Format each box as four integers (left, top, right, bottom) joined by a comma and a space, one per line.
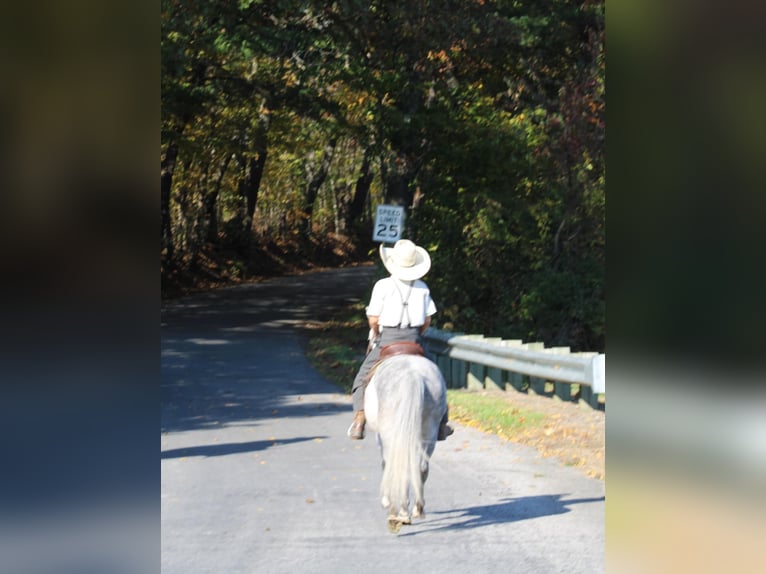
376, 223, 399, 237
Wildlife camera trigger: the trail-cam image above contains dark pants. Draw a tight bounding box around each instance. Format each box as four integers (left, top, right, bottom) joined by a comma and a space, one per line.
351, 327, 449, 428
351, 326, 420, 412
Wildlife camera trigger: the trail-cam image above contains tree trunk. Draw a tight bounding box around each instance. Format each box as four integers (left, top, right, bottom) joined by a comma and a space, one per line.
235, 153, 264, 245
161, 141, 179, 264
246, 151, 267, 222
331, 182, 352, 235
205, 154, 232, 243
231, 101, 272, 247
247, 99, 271, 226
348, 147, 374, 234
300, 137, 337, 239
383, 151, 415, 208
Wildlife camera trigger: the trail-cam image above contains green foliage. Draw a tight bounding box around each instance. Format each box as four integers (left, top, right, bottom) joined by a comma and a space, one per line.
161, 0, 605, 352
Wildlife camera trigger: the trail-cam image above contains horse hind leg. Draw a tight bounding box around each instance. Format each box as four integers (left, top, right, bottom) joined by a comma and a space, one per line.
412, 488, 425, 519
412, 460, 428, 519
381, 496, 398, 532
420, 459, 429, 483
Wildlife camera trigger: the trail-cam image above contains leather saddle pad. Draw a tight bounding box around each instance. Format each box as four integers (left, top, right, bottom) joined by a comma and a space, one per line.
379, 341, 425, 360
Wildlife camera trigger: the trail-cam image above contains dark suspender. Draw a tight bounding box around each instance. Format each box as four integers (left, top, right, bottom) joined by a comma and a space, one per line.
393, 280, 413, 328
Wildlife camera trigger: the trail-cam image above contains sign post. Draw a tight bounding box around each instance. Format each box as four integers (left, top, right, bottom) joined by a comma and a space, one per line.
372, 205, 404, 243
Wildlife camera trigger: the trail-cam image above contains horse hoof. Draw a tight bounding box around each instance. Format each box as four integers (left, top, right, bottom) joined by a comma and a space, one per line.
413, 504, 424, 519
388, 516, 409, 534
387, 518, 403, 534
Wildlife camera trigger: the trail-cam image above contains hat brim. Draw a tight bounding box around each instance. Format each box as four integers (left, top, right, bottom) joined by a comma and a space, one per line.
380, 243, 431, 281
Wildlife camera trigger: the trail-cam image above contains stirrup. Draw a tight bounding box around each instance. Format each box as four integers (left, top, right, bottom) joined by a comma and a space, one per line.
437, 423, 454, 441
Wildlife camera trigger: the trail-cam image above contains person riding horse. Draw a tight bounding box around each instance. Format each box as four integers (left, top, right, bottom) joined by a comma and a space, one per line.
348, 239, 454, 441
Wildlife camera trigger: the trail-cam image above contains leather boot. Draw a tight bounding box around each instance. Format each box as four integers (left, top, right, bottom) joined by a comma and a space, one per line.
347, 410, 366, 440
437, 422, 454, 441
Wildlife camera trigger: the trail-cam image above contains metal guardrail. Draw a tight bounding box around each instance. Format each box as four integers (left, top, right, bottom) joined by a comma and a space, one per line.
421, 328, 605, 409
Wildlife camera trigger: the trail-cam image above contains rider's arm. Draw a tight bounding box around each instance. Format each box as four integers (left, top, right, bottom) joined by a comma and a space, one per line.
368, 315, 380, 338
419, 316, 431, 335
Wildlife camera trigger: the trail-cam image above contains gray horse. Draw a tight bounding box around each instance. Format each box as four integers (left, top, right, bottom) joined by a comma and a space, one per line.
364, 354, 448, 533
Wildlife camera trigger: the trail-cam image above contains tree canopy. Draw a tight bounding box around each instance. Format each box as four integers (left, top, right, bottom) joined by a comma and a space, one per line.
161, 0, 604, 352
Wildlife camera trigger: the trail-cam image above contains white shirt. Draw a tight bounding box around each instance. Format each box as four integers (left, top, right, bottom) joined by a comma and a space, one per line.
366, 277, 436, 328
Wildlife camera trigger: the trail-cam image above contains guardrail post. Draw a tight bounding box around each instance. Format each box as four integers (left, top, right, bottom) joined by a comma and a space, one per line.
436, 354, 451, 387
580, 354, 605, 410
580, 385, 604, 410
504, 341, 527, 391
526, 342, 549, 395
421, 328, 461, 389
481, 338, 504, 391
507, 371, 526, 392
569, 352, 597, 402
485, 365, 504, 391
467, 362, 484, 390
550, 347, 573, 402
491, 340, 518, 392
451, 356, 467, 389
461, 335, 484, 390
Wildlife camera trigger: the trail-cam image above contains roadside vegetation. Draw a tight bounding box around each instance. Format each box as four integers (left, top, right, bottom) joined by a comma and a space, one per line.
303, 301, 369, 395
446, 391, 545, 439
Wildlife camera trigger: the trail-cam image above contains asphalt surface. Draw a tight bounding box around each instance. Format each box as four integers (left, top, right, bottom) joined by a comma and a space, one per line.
161, 266, 605, 574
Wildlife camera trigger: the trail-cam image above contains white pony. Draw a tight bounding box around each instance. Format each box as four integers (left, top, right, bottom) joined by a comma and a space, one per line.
364, 353, 448, 533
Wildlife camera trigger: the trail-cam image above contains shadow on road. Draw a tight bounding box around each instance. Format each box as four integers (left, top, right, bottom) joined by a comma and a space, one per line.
161, 436, 327, 459
162, 268, 376, 435
399, 494, 605, 535
161, 371, 351, 434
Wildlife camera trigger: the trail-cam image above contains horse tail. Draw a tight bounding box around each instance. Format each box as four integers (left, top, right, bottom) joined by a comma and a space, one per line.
379, 375, 426, 513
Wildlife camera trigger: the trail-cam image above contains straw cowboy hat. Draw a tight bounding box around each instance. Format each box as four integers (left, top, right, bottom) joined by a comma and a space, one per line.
379, 239, 431, 281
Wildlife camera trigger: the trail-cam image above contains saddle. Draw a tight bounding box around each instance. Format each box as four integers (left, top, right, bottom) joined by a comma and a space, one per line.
364, 341, 425, 386
379, 341, 425, 360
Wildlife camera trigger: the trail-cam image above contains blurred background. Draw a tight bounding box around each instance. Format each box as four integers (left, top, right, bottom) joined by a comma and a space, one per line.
0, 0, 764, 572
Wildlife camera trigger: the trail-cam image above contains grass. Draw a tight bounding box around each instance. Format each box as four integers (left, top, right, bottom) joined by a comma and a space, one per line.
303, 301, 368, 394
303, 301, 546, 438
447, 390, 545, 439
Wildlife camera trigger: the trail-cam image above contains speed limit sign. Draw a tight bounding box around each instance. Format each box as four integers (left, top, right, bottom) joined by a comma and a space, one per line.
372, 205, 404, 242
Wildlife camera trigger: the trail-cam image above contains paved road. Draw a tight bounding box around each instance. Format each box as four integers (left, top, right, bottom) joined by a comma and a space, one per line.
161, 266, 604, 574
